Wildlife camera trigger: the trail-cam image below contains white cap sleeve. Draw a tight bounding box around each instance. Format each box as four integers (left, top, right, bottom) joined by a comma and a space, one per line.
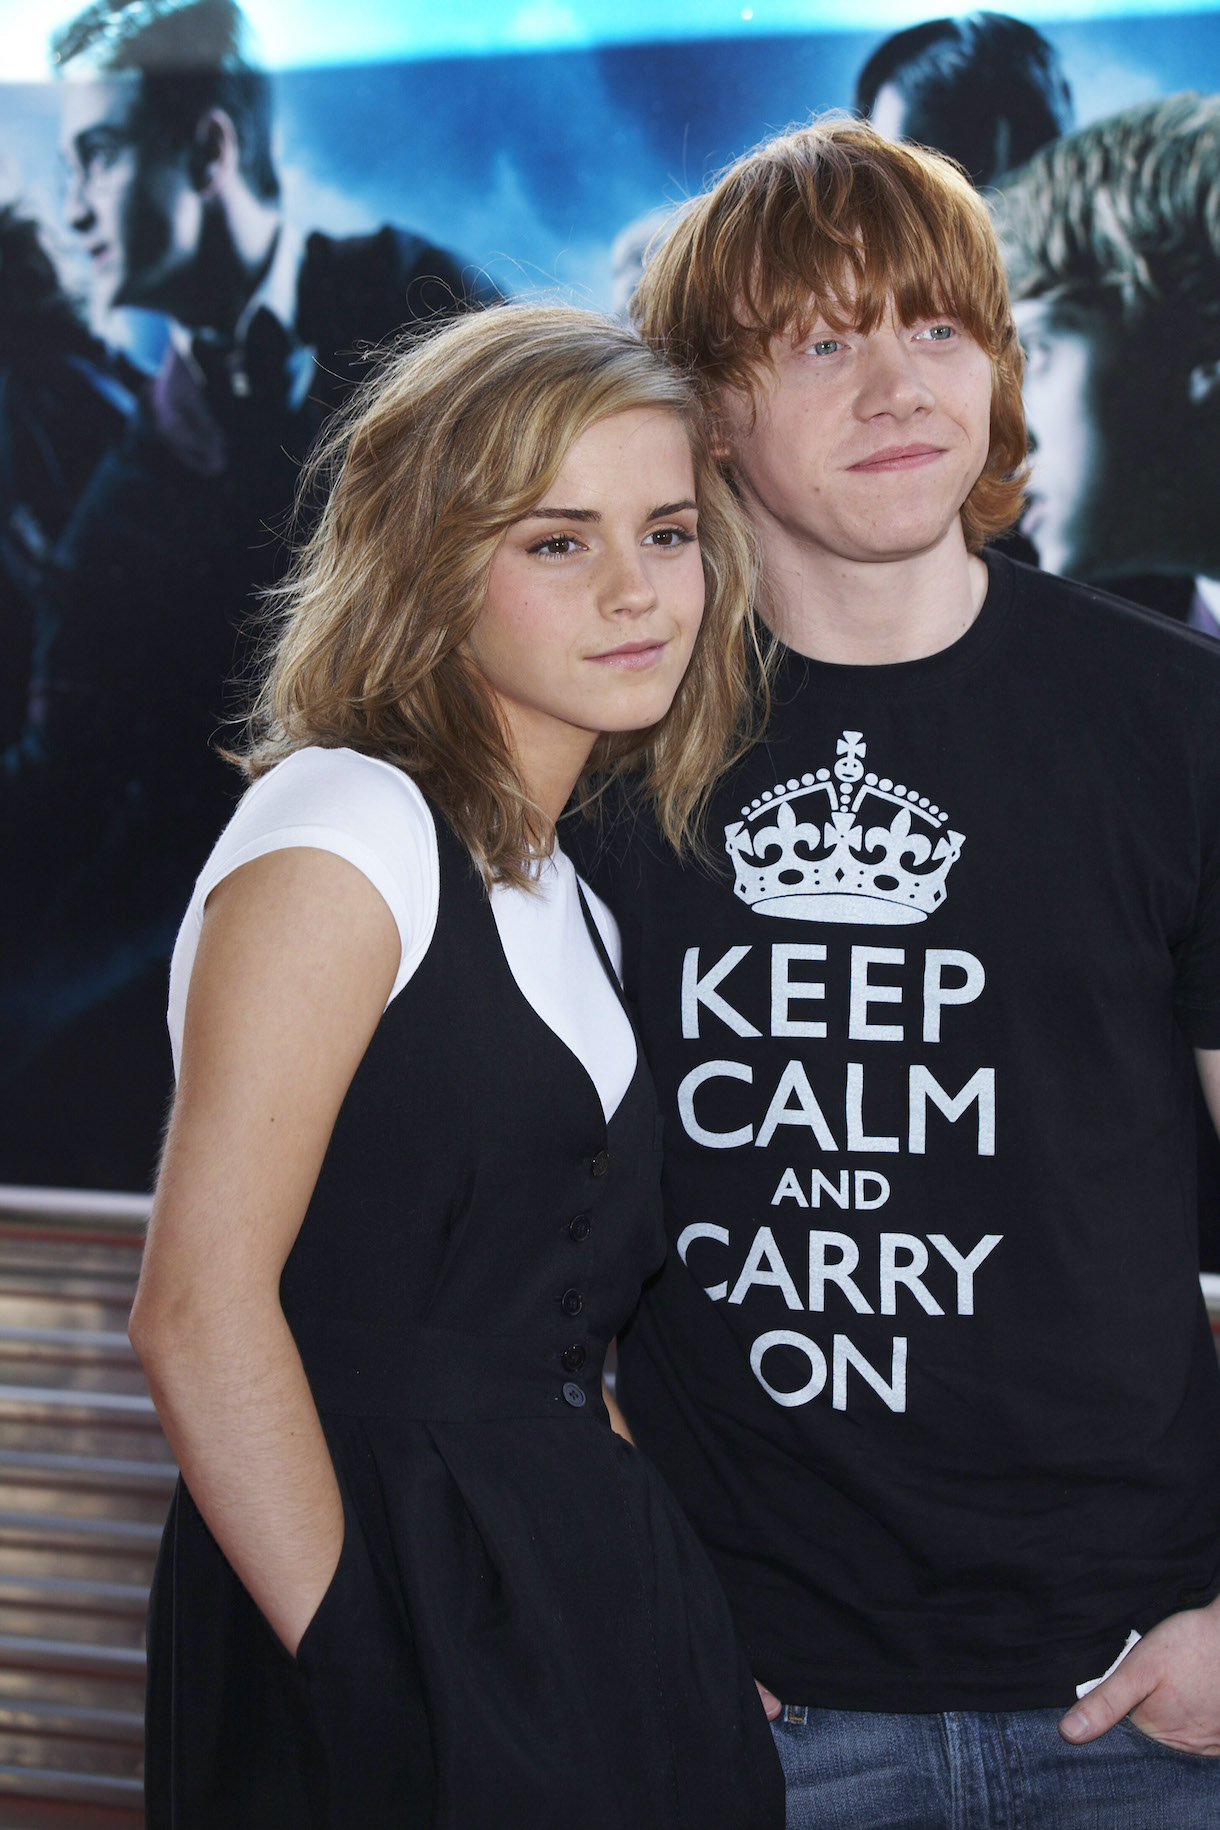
167, 748, 439, 1074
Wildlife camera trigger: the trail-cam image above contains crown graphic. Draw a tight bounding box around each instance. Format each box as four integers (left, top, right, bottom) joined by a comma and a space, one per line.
724, 731, 964, 925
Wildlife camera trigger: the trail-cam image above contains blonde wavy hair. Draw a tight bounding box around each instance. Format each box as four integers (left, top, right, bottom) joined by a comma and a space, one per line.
633, 115, 1028, 553
239, 304, 761, 887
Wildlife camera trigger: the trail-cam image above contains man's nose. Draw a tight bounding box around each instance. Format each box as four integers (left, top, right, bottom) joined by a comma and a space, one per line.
64, 167, 95, 234
855, 338, 933, 418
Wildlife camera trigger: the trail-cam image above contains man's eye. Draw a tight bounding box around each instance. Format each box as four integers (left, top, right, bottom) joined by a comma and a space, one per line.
807, 339, 842, 356
77, 134, 124, 174
917, 324, 956, 341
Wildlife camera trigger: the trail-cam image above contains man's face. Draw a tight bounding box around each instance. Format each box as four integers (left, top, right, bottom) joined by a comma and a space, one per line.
717, 302, 993, 572
60, 75, 201, 315
1013, 293, 1190, 581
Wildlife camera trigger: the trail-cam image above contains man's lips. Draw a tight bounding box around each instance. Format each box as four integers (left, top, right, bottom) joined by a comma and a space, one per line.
586, 639, 668, 670
848, 444, 946, 472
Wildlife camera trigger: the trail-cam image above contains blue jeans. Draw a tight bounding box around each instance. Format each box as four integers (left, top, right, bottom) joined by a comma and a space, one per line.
773, 1704, 1220, 1828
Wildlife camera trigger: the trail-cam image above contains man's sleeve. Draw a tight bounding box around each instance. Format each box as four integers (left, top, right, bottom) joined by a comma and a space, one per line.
1172, 719, 1220, 1049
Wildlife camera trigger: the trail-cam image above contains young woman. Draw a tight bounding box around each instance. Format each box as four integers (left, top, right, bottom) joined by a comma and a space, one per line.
132, 304, 784, 1829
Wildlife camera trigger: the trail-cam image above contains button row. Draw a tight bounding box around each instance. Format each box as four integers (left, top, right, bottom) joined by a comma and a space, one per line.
560, 1182, 599, 1404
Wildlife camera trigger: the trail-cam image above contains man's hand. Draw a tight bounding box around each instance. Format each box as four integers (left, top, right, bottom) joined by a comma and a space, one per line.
1059, 1597, 1220, 1755
756, 1680, 782, 1721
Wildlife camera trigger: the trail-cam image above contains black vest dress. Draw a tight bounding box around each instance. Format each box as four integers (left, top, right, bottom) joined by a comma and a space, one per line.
144, 806, 783, 1829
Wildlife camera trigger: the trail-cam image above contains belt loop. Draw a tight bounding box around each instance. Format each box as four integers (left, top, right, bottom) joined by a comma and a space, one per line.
781, 1703, 808, 1726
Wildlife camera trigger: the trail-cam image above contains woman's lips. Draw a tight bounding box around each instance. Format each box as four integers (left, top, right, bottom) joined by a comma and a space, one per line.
586, 640, 668, 670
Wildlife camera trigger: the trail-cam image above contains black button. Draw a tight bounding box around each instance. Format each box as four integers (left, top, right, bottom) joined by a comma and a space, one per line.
591, 1149, 610, 1177
562, 1381, 587, 1408
560, 1288, 584, 1318
568, 1214, 591, 1242
562, 1343, 586, 1373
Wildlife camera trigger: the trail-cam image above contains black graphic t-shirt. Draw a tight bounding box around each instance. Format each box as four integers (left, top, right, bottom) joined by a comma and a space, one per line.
571, 551, 1220, 1712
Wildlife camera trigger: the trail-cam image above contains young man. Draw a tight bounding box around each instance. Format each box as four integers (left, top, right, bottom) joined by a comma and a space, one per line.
571, 120, 1220, 1826
0, 0, 496, 1188
856, 11, 1072, 189
994, 94, 1220, 633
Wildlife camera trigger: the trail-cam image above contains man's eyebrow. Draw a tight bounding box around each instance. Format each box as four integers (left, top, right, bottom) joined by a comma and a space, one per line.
72, 125, 126, 156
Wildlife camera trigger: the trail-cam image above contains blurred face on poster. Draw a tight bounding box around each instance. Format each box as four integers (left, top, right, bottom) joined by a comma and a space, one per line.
60, 75, 200, 316
1015, 292, 1218, 583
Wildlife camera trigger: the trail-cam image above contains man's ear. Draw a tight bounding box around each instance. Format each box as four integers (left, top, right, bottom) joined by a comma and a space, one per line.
1188, 355, 1220, 405
708, 381, 755, 463
189, 108, 240, 194
988, 115, 1012, 186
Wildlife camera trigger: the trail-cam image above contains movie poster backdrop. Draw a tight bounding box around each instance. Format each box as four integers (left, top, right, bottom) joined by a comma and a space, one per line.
2, 2, 1220, 1222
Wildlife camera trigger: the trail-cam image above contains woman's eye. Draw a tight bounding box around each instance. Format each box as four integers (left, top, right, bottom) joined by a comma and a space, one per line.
646, 526, 696, 548
530, 535, 581, 557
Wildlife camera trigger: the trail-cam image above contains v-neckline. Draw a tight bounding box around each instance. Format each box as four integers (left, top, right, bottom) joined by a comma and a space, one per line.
486, 852, 640, 1131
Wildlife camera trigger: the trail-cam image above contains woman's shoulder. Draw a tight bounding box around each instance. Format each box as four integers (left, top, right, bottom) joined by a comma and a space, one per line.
237, 744, 432, 832
213, 747, 436, 887
169, 750, 442, 1070
212, 743, 437, 927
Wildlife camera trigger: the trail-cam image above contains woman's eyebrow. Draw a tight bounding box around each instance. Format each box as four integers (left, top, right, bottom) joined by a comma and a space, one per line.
514, 506, 600, 523
513, 497, 696, 523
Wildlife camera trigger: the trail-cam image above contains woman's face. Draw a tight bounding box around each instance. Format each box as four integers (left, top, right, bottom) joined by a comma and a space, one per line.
468, 407, 706, 801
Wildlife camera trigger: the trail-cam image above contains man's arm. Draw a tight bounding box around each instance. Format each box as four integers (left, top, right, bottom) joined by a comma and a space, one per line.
1057, 1046, 1220, 1753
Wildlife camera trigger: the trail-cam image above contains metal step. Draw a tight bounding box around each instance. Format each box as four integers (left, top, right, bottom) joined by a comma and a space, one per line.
0, 1189, 161, 1812
0, 1301, 137, 1344
0, 1700, 141, 1745
0, 1797, 142, 1829
0, 1593, 147, 1656
0, 1576, 148, 1654
0, 1191, 151, 1228
0, 1666, 145, 1719
0, 1734, 141, 1783
0, 1763, 143, 1803
0, 1385, 166, 1472
0, 1450, 176, 1497
0, 1392, 154, 1426
0, 1331, 146, 1406
0, 1640, 143, 1683
0, 1327, 135, 1359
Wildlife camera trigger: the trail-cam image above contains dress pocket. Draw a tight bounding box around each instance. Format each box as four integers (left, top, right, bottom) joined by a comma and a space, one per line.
293, 1493, 354, 1676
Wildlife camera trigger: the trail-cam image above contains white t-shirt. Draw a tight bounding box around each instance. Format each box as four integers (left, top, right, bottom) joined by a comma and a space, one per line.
167, 748, 636, 1122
